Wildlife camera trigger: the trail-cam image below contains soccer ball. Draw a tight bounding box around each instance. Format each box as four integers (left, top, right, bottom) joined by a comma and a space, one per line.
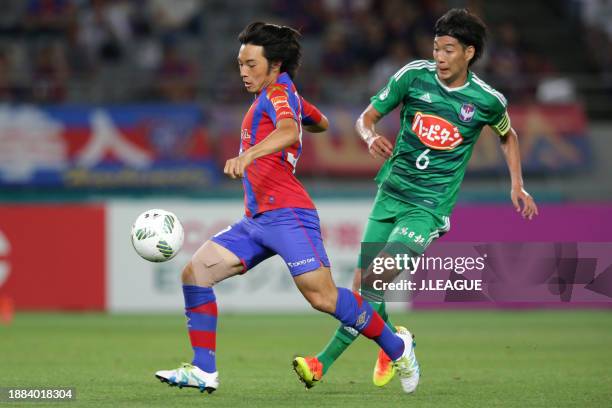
130, 209, 184, 262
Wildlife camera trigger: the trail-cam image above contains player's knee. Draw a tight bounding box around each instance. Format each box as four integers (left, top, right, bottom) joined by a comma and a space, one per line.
190, 241, 243, 287
306, 293, 327, 312
306, 290, 336, 313
189, 248, 218, 288
180, 261, 192, 284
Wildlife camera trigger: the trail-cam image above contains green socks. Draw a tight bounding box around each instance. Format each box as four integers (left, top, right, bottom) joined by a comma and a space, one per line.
316, 300, 396, 375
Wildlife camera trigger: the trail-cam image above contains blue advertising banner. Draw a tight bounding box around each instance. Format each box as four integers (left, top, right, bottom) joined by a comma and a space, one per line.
0, 104, 218, 189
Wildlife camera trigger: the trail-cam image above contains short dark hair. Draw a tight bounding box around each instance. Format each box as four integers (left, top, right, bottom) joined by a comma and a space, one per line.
434, 8, 487, 66
238, 22, 302, 78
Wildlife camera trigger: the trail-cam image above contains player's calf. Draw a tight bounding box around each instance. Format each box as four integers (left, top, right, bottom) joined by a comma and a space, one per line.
172, 242, 243, 395
294, 266, 338, 314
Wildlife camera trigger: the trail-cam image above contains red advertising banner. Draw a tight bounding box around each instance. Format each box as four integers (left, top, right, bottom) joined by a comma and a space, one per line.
0, 205, 105, 310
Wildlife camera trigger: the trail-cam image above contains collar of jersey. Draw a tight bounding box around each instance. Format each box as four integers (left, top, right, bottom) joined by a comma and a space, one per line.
434, 70, 472, 92
256, 72, 291, 97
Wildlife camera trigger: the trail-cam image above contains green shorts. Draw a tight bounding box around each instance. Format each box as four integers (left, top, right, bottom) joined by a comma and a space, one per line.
357, 189, 450, 268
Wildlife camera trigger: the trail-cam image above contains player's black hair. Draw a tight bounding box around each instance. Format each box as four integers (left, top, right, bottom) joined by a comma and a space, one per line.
434, 8, 487, 66
238, 22, 302, 78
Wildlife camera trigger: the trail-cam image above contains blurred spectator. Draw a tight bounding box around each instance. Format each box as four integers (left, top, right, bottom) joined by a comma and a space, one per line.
368, 41, 413, 94
321, 0, 372, 21
0, 1, 26, 35
413, 30, 434, 60
320, 25, 355, 76
486, 22, 524, 101
0, 0, 600, 110
130, 5, 162, 71
381, 1, 416, 45
0, 49, 23, 102
579, 0, 612, 80
103, 0, 134, 46
63, 12, 93, 75
77, 0, 133, 64
148, 0, 202, 40
31, 42, 70, 103
578, 0, 612, 37
536, 77, 577, 103
155, 44, 197, 102
23, 0, 75, 37
353, 17, 387, 72
420, 0, 448, 30
271, 1, 327, 35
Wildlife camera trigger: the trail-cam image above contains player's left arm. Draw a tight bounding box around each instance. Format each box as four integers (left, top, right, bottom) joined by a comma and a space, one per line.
224, 118, 298, 179
301, 96, 329, 133
498, 126, 539, 220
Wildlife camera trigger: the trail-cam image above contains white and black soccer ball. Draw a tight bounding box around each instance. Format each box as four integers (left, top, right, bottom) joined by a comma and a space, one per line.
130, 209, 184, 262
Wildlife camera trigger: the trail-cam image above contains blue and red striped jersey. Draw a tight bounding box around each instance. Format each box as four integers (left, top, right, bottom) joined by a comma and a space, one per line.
240, 73, 321, 217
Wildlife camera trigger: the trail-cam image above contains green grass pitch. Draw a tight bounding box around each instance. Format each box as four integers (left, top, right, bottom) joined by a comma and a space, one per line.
1, 311, 611, 407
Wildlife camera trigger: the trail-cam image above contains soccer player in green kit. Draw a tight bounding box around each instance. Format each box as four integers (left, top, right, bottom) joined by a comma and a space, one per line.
293, 8, 539, 391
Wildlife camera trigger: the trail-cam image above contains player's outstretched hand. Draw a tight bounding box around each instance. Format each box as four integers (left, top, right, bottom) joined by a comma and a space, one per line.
367, 135, 394, 159
224, 153, 253, 179
511, 186, 539, 220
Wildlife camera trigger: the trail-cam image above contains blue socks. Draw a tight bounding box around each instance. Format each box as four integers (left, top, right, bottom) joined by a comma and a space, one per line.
331, 287, 404, 360
183, 285, 218, 372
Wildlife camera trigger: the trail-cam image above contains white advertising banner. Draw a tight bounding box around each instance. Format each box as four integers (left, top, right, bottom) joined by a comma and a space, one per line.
107, 198, 384, 312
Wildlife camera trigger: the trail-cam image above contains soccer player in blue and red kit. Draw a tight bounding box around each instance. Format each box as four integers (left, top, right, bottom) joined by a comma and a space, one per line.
155, 22, 419, 395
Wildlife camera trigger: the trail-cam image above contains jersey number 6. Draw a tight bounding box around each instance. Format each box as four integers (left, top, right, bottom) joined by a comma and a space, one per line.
416, 148, 430, 170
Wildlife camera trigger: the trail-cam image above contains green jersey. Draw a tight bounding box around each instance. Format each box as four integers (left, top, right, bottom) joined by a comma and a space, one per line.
371, 59, 511, 216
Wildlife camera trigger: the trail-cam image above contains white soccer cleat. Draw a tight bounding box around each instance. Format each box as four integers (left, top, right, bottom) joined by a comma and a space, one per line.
392, 327, 420, 393
155, 362, 218, 394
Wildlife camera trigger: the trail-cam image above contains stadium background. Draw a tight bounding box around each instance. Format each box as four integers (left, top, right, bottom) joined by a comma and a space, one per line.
0, 0, 610, 407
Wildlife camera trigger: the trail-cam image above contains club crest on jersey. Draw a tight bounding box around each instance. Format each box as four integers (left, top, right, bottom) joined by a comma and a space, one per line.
241, 129, 251, 141
459, 103, 475, 122
411, 112, 463, 150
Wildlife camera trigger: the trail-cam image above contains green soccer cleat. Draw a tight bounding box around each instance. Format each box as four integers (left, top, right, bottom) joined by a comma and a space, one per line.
155, 362, 218, 394
292, 356, 323, 389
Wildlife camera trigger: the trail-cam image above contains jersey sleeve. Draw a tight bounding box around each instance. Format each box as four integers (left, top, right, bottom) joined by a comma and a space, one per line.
488, 94, 512, 136
300, 96, 323, 126
370, 74, 403, 116
265, 84, 298, 126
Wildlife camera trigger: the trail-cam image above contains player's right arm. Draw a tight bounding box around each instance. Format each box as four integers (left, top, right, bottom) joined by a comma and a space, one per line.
225, 118, 298, 179
356, 68, 405, 159
356, 105, 393, 159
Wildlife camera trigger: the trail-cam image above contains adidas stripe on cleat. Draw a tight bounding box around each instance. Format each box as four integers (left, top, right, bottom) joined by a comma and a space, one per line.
392, 327, 420, 393
155, 363, 218, 394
